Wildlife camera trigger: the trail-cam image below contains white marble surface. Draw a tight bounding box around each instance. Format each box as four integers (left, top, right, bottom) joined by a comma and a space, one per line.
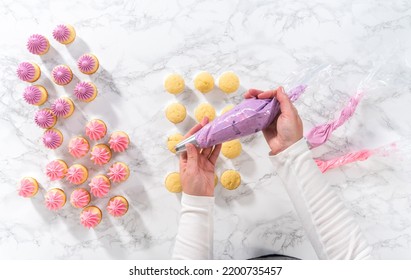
1, 0, 411, 260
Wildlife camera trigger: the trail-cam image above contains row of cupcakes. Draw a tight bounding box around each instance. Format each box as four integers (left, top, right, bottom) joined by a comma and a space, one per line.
27, 24, 77, 55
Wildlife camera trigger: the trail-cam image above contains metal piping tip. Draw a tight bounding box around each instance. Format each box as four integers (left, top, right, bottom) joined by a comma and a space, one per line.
175, 135, 198, 153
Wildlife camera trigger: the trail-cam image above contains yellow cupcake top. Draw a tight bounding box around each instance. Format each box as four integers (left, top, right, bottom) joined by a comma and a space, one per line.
220, 170, 241, 190
167, 133, 184, 153
166, 103, 187, 124
194, 71, 214, 94
221, 139, 242, 159
164, 73, 185, 94
218, 71, 240, 94
194, 103, 216, 123
165, 172, 182, 193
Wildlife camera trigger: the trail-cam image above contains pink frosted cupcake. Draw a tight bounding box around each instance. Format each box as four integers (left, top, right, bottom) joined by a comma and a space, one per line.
17, 62, 41, 83
51, 97, 75, 118
77, 53, 99, 75
27, 34, 50, 55
18, 177, 39, 198
45, 160, 68, 181
45, 188, 66, 211
74, 81, 98, 102
107, 196, 129, 217
34, 108, 57, 129
70, 188, 91, 208
23, 85, 48, 106
109, 131, 130, 153
90, 144, 112, 166
52, 24, 76, 44
107, 162, 130, 183
68, 136, 89, 158
52, 65, 73, 85
42, 128, 63, 149
66, 164, 88, 185
80, 206, 102, 228
85, 119, 107, 141
89, 175, 111, 198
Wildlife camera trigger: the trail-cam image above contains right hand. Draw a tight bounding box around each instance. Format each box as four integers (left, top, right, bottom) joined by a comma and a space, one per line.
244, 86, 303, 155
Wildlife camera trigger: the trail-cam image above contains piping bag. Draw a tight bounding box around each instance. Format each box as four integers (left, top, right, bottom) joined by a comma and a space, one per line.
175, 85, 307, 152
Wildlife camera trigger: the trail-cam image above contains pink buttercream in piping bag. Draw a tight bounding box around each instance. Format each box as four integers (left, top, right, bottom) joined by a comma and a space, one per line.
46, 160, 66, 181
107, 198, 128, 217
306, 91, 364, 149
175, 85, 307, 152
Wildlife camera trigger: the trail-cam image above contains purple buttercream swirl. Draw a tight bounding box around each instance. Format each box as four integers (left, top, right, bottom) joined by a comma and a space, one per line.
23, 86, 42, 104
43, 129, 62, 149
53, 25, 70, 42
77, 54, 96, 72
51, 98, 72, 117
52, 65, 72, 85
27, 34, 49, 55
34, 109, 55, 129
74, 82, 94, 101
17, 62, 36, 82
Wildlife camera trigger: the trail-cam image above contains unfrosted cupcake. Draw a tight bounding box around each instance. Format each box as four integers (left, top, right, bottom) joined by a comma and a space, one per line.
17, 62, 41, 83
194, 71, 214, 94
89, 175, 111, 198
90, 144, 112, 166
52, 65, 73, 85
45, 188, 66, 211
68, 136, 89, 158
45, 159, 68, 181
42, 128, 63, 149
23, 85, 48, 106
34, 108, 57, 129
85, 119, 107, 141
70, 188, 91, 209
18, 177, 39, 198
107, 162, 130, 183
108, 131, 130, 152
77, 53, 99, 75
66, 164, 88, 185
26, 34, 50, 55
51, 97, 75, 118
80, 206, 102, 229
107, 196, 129, 217
74, 81, 98, 102
52, 24, 76, 44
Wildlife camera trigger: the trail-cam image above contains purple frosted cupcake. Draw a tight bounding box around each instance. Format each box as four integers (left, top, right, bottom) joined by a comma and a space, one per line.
42, 128, 63, 149
51, 97, 75, 118
27, 34, 50, 55
74, 81, 98, 102
17, 62, 41, 83
77, 54, 99, 75
51, 65, 73, 85
34, 108, 57, 129
23, 85, 48, 106
52, 24, 76, 44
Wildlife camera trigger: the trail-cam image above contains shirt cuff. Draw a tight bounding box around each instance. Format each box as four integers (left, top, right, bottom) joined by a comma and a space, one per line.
269, 138, 310, 164
182, 192, 215, 207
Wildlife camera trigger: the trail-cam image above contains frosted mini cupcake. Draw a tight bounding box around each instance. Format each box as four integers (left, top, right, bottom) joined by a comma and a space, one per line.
89, 175, 111, 198
34, 108, 56, 129
74, 81, 98, 102
107, 162, 130, 183
52, 24, 76, 44
70, 188, 91, 209
45, 188, 66, 211
42, 128, 63, 149
85, 119, 107, 141
45, 160, 68, 181
68, 136, 89, 158
90, 144, 112, 165
51, 97, 75, 118
108, 131, 130, 152
52, 65, 73, 85
18, 177, 39, 198
77, 53, 99, 75
107, 196, 129, 217
66, 164, 88, 185
17, 62, 41, 83
23, 85, 48, 106
27, 34, 50, 55
80, 206, 102, 229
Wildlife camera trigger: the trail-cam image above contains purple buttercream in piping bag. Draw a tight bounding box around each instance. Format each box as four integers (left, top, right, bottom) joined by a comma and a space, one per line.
175, 85, 307, 152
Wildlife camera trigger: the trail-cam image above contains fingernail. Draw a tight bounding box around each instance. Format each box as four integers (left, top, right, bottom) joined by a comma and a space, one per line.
279, 86, 285, 94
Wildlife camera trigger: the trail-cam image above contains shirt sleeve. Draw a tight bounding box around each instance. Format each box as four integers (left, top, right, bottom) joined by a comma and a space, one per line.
172, 193, 214, 260
270, 138, 373, 259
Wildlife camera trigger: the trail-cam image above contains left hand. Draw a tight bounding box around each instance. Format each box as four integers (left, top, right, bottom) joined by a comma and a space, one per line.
179, 117, 222, 197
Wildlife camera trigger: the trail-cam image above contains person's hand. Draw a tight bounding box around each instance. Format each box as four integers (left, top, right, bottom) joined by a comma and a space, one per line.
244, 86, 303, 155
179, 117, 222, 197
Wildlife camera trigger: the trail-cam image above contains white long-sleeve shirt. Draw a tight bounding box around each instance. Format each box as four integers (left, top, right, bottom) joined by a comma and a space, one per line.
172, 138, 373, 259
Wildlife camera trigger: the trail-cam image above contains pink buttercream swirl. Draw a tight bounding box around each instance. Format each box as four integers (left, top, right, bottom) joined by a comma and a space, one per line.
52, 25, 70, 42
107, 198, 128, 217
46, 160, 66, 181
74, 81, 94, 101
107, 163, 128, 183
90, 146, 111, 165
315, 150, 373, 173
69, 137, 89, 158
109, 133, 129, 152
77, 54, 96, 73
66, 165, 87, 184
45, 190, 65, 210
34, 109, 55, 129
23, 86, 42, 105
70, 189, 90, 208
86, 120, 106, 140
17, 62, 36, 82
27, 34, 48, 55
80, 209, 101, 228
52, 65, 72, 85
18, 178, 37, 198
43, 129, 62, 149
51, 98, 72, 117
89, 176, 110, 198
